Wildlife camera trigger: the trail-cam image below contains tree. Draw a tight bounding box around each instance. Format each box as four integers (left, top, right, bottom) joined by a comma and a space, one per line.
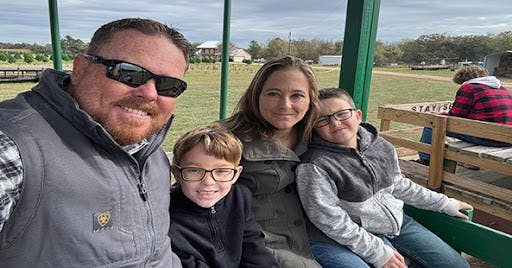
7, 54, 16, 63
189, 42, 200, 59
23, 52, 34, 63
35, 53, 49, 62
246, 40, 262, 60
399, 34, 455, 64
263, 38, 288, 59
292, 38, 340, 63
61, 35, 87, 54
451, 35, 493, 62
490, 31, 512, 52
0, 52, 7, 61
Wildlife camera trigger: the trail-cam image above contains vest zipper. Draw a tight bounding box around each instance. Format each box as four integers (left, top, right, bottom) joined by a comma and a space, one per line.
137, 182, 148, 201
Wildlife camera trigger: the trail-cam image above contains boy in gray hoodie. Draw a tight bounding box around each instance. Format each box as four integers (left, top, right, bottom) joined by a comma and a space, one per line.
296, 88, 473, 268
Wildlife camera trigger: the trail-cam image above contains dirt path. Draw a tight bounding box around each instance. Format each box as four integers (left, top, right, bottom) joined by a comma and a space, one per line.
373, 70, 512, 88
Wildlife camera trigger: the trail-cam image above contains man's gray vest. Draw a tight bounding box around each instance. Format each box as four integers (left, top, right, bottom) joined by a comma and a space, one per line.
0, 70, 181, 267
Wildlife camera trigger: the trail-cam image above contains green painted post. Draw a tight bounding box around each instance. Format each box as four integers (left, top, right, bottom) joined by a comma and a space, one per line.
219, 0, 231, 119
48, 0, 63, 71
339, 0, 380, 121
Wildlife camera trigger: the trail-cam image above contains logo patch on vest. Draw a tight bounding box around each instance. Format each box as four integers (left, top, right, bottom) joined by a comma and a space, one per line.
93, 210, 113, 232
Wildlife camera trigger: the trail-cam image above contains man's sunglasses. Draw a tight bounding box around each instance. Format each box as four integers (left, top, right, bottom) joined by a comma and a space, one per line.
83, 53, 187, 97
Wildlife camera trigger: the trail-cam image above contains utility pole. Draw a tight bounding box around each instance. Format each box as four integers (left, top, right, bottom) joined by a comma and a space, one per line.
288, 32, 292, 54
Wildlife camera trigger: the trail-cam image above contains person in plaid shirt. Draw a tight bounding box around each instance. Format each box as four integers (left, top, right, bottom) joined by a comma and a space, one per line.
418, 65, 512, 164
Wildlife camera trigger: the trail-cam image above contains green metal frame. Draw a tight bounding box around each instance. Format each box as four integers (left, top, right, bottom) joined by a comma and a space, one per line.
339, 0, 380, 121
219, 0, 231, 119
48, 0, 63, 71
405, 205, 512, 267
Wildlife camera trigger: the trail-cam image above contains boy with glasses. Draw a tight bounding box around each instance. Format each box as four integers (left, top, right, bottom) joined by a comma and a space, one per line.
296, 88, 472, 268
169, 124, 277, 267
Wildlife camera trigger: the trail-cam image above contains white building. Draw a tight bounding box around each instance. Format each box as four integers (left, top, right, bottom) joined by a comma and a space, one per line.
230, 49, 252, 62
484, 51, 512, 77
318, 55, 342, 65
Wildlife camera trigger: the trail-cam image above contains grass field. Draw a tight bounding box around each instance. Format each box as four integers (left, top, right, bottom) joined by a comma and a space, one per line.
0, 64, 484, 151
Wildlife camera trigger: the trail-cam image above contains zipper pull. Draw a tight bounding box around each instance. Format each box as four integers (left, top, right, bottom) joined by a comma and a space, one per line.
138, 182, 148, 201
210, 206, 216, 214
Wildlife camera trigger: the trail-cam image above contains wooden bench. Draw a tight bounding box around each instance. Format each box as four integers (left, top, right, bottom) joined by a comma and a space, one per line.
405, 205, 512, 267
377, 101, 512, 222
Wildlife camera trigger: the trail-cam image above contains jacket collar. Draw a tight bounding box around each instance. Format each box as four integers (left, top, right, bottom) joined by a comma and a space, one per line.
242, 137, 306, 162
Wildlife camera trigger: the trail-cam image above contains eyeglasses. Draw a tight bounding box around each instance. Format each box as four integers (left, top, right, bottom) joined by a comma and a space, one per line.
176, 166, 238, 182
315, 108, 356, 128
83, 53, 187, 97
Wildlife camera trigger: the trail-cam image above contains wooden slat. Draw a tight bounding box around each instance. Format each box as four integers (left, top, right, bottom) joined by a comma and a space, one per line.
381, 127, 423, 136
399, 160, 512, 209
380, 119, 390, 131
485, 147, 512, 162
428, 116, 447, 189
380, 132, 430, 154
378, 106, 438, 128
379, 101, 452, 113
457, 145, 507, 159
444, 150, 512, 175
445, 139, 479, 152
447, 117, 512, 144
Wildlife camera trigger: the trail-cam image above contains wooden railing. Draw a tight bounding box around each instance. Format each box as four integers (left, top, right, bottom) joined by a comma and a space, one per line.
377, 101, 512, 221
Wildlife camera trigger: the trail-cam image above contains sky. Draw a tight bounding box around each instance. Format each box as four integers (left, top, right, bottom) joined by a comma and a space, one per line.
1, 0, 511, 49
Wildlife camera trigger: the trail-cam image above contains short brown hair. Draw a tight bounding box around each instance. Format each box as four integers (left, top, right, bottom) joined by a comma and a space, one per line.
86, 18, 190, 67
318, 88, 356, 108
452, 65, 488, 85
222, 56, 320, 143
172, 124, 243, 166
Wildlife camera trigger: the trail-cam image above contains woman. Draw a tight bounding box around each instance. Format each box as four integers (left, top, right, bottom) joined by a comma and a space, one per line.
222, 56, 329, 267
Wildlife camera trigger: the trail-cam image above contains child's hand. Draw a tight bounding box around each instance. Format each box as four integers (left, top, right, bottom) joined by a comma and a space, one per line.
454, 201, 473, 220
382, 250, 407, 268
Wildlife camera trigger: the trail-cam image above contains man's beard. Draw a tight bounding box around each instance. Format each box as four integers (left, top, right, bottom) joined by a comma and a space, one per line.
101, 98, 166, 146
73, 90, 168, 146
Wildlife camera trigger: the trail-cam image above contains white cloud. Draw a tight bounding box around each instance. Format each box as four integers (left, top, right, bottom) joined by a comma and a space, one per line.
0, 0, 510, 48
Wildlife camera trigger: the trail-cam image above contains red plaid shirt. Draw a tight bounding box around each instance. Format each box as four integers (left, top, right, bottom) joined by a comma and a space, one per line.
449, 83, 512, 125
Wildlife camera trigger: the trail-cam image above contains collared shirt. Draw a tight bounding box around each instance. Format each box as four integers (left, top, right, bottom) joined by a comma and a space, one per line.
449, 82, 512, 125
0, 129, 148, 232
0, 130, 23, 232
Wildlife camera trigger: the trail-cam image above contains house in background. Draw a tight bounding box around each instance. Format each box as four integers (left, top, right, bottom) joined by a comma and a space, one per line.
230, 48, 251, 62
196, 41, 222, 60
196, 41, 251, 62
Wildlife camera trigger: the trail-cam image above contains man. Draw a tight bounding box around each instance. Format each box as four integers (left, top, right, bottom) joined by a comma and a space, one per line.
0, 18, 189, 267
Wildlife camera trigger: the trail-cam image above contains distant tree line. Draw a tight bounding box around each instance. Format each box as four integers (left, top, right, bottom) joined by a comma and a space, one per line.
1, 31, 511, 65
375, 31, 512, 66
0, 35, 88, 64
245, 31, 511, 65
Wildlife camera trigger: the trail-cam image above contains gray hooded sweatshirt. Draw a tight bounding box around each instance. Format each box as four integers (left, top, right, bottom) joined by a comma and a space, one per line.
296, 123, 459, 268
